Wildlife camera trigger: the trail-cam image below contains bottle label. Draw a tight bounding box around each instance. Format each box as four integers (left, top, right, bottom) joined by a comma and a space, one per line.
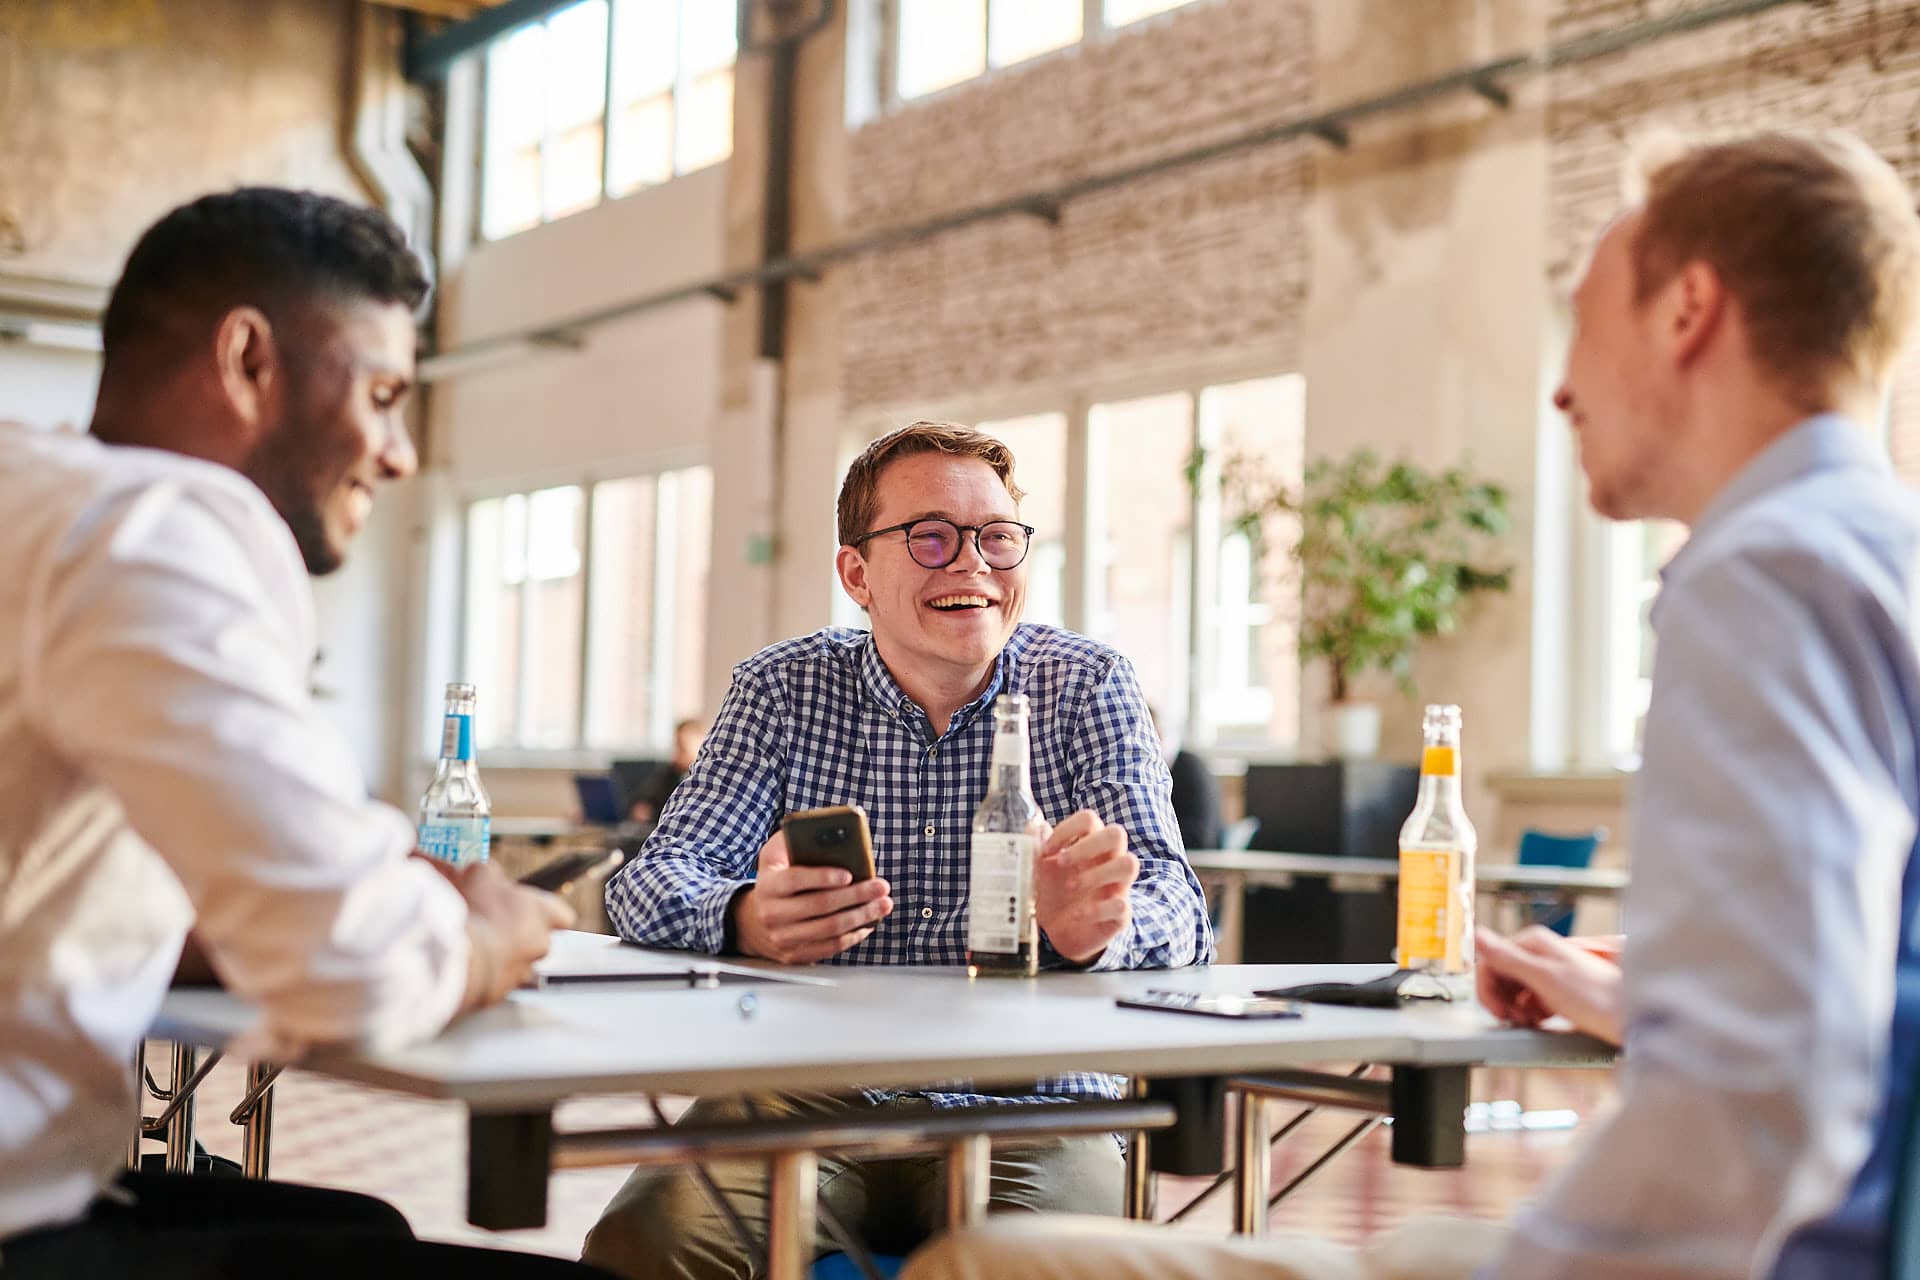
1420, 746, 1457, 777
991, 730, 1027, 770
420, 815, 490, 866
441, 713, 474, 762
968, 832, 1035, 955
1398, 845, 1464, 971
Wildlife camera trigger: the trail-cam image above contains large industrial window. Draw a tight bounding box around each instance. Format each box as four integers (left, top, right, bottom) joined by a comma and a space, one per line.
891, 0, 1195, 104
480, 0, 737, 242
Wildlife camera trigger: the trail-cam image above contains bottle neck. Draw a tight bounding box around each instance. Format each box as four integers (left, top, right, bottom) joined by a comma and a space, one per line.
439, 710, 476, 765
1417, 743, 1463, 809
990, 726, 1031, 795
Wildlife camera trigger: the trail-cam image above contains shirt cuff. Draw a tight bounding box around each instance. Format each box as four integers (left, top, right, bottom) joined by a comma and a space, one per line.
695, 877, 755, 954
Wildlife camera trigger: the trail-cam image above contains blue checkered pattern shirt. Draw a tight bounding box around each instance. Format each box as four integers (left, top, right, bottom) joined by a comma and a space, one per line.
605, 622, 1214, 1109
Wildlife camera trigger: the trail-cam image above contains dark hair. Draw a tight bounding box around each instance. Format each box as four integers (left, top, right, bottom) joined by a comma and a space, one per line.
100, 187, 429, 369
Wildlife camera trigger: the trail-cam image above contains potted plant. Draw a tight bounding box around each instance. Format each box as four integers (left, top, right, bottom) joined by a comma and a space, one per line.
1205, 448, 1513, 759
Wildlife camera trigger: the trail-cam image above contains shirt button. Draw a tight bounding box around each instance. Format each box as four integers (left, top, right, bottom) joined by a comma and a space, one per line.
921, 906, 934, 919
923, 823, 935, 837
928, 747, 937, 758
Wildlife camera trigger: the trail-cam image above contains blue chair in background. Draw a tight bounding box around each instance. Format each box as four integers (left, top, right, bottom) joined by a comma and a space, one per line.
1514, 828, 1606, 936
812, 1252, 906, 1279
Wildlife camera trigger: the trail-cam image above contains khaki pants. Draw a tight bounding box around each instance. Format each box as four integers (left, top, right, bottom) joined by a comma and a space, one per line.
901, 1213, 1509, 1280
581, 1092, 1124, 1280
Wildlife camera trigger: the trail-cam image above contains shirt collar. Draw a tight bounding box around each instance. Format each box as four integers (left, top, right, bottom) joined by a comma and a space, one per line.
854, 625, 1031, 732
1662, 413, 1887, 588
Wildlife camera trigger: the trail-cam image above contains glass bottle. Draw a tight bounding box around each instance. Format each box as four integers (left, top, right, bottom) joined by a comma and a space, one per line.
967, 693, 1043, 978
1397, 704, 1477, 981
418, 682, 492, 867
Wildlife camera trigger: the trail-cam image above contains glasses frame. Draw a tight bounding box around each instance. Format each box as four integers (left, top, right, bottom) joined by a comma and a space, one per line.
851, 518, 1037, 570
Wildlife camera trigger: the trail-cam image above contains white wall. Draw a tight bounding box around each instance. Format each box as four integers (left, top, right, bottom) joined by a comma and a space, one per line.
0, 343, 100, 432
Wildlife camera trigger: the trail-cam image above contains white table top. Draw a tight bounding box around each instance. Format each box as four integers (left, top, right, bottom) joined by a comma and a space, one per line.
1186, 849, 1629, 894
153, 932, 1612, 1112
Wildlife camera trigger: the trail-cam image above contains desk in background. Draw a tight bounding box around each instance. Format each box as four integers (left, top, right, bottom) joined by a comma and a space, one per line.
1187, 849, 1630, 964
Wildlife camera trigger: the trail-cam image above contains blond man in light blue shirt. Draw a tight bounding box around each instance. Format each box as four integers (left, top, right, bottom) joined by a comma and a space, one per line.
906, 129, 1920, 1280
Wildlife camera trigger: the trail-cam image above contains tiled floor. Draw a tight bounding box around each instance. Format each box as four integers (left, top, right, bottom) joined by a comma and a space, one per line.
152, 1054, 1614, 1264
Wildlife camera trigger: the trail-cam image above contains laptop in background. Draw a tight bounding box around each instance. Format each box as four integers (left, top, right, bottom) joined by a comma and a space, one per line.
573, 773, 624, 825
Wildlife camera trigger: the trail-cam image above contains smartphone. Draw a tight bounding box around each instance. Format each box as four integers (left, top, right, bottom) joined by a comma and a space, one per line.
1115, 990, 1305, 1020
518, 848, 621, 893
781, 804, 876, 883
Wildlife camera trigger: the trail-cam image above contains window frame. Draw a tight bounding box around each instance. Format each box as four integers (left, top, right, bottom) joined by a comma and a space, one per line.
878, 0, 1196, 111
457, 462, 714, 759
476, 0, 739, 245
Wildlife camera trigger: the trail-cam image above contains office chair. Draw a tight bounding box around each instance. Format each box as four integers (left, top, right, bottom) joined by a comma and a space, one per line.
1514, 828, 1606, 937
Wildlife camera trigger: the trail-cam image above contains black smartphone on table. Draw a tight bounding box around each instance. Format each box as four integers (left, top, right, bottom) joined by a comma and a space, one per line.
518, 848, 621, 893
781, 804, 877, 882
1115, 990, 1306, 1020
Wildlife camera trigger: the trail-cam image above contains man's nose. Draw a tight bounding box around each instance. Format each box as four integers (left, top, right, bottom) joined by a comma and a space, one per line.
380, 417, 419, 480
1552, 386, 1573, 414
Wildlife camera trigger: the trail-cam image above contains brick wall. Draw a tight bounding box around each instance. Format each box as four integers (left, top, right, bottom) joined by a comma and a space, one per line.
1547, 0, 1920, 477
841, 0, 1312, 414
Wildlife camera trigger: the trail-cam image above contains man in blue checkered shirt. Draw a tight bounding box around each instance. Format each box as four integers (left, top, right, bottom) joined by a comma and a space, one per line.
584, 421, 1213, 1280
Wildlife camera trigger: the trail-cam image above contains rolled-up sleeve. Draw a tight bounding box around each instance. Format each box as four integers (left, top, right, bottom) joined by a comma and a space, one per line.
23, 480, 469, 1052
605, 665, 788, 953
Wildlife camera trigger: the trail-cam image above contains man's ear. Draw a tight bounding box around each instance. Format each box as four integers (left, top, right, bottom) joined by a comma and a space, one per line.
213, 306, 281, 443
1666, 261, 1726, 369
835, 544, 872, 610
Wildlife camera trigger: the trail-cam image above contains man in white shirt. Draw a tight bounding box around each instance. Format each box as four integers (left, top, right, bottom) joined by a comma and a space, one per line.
0, 188, 598, 1277
903, 130, 1920, 1280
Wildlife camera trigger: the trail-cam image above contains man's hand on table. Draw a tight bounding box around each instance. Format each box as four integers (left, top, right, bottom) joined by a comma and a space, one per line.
420, 857, 576, 1012
731, 830, 894, 964
1036, 809, 1139, 965
1475, 925, 1625, 1046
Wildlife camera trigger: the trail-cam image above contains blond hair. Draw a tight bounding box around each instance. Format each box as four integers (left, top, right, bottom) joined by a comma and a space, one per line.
836, 421, 1026, 548
1627, 129, 1920, 408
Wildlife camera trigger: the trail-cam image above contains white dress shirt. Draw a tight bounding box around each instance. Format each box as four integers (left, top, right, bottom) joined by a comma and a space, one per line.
1490, 416, 1920, 1279
0, 423, 469, 1242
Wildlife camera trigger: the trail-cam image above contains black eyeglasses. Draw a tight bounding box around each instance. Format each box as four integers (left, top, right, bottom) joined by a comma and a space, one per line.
852, 519, 1036, 570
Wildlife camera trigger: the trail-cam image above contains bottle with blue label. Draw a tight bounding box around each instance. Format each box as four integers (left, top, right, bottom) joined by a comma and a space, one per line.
418, 682, 491, 866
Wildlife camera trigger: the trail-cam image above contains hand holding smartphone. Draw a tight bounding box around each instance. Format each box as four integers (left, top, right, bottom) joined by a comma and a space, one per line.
780, 805, 877, 882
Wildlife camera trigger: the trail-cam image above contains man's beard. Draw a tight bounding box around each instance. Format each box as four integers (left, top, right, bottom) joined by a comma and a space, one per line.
241, 388, 347, 577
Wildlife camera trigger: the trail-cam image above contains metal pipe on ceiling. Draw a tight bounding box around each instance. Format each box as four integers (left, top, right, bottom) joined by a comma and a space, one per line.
415, 0, 1809, 381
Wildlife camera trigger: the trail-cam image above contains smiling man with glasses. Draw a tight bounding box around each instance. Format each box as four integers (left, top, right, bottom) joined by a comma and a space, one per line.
587, 420, 1213, 1280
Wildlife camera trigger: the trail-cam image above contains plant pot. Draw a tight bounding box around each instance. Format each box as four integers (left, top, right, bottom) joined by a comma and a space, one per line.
1324, 702, 1382, 761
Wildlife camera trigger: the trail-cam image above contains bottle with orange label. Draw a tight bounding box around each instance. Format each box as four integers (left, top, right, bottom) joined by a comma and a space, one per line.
1397, 704, 1477, 981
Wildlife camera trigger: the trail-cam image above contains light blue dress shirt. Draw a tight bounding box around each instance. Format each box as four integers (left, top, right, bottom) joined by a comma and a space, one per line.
1491, 417, 1920, 1279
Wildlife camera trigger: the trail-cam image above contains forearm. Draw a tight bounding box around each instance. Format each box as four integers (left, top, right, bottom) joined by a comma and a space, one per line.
605, 849, 750, 952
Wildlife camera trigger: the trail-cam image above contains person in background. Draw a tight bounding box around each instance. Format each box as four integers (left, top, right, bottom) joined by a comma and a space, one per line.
587, 420, 1212, 1280
630, 716, 709, 822
0, 188, 593, 1278
905, 128, 1920, 1280
1148, 704, 1222, 852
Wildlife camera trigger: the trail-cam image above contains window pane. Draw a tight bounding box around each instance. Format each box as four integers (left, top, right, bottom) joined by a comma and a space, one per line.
545, 119, 606, 219
680, 0, 738, 74
611, 0, 676, 101
465, 498, 521, 748
979, 412, 1067, 628
1200, 374, 1305, 747
667, 466, 714, 721
522, 486, 586, 747
546, 0, 609, 132
482, 26, 547, 240
988, 0, 1080, 68
1088, 392, 1194, 729
609, 92, 674, 195
1103, 0, 1193, 27
898, 0, 985, 99
585, 477, 658, 748
675, 66, 734, 174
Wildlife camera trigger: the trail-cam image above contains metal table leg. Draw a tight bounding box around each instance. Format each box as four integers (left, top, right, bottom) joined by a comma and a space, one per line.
1124, 1076, 1155, 1220
767, 1148, 818, 1280
944, 1134, 991, 1229
1233, 1092, 1270, 1236
164, 1044, 198, 1174
235, 1062, 281, 1178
